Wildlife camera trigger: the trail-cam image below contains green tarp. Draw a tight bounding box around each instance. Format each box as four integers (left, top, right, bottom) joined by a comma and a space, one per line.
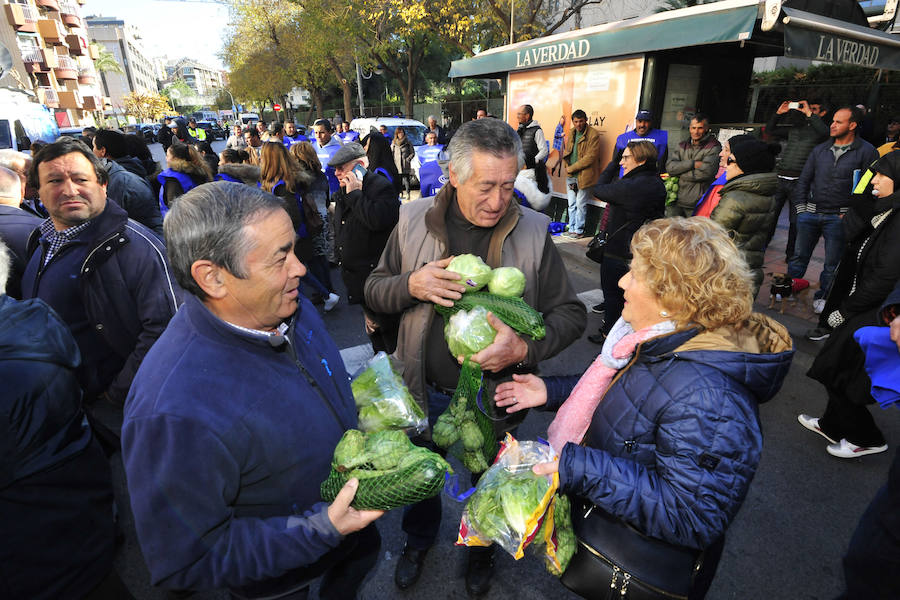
448, 3, 759, 78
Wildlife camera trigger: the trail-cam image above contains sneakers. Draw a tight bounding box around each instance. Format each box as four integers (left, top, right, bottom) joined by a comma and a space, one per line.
812, 298, 826, 314
591, 303, 605, 314
805, 327, 831, 341
323, 292, 339, 312
826, 438, 888, 459
564, 230, 584, 238
797, 414, 837, 444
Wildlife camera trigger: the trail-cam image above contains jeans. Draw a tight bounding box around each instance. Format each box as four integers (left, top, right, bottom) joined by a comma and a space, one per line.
566, 176, 589, 234
787, 212, 845, 300
769, 178, 798, 260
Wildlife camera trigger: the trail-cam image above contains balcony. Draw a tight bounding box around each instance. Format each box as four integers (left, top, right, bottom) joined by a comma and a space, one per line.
57, 89, 82, 109
37, 18, 66, 44
5, 3, 38, 33
35, 0, 60, 11
77, 67, 95, 85
37, 86, 59, 108
58, 0, 80, 27
54, 55, 78, 80
88, 43, 98, 59
21, 48, 44, 73
65, 34, 87, 55
81, 94, 101, 111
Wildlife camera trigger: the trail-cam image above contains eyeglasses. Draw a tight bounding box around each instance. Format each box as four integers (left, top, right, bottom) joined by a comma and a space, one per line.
621, 153, 634, 161
726, 157, 737, 165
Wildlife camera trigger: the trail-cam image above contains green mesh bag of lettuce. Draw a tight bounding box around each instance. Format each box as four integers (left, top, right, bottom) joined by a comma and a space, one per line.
321, 429, 452, 510
351, 351, 426, 434
430, 359, 498, 474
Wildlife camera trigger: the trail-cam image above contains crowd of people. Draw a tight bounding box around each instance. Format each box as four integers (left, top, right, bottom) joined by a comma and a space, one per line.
0, 99, 898, 600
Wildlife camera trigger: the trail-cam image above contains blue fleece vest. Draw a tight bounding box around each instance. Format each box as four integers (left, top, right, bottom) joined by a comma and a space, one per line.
258, 179, 308, 237
216, 172, 242, 183
157, 169, 198, 216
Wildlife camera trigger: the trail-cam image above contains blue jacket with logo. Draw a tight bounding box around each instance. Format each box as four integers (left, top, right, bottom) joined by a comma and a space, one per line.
123, 294, 357, 592
793, 136, 878, 213
545, 316, 793, 550
598, 127, 669, 183
22, 200, 181, 404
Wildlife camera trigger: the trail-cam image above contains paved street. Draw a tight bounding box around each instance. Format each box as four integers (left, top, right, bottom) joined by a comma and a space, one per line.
111, 174, 899, 599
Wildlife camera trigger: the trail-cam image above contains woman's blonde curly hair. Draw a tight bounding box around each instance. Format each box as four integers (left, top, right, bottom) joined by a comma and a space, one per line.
629, 217, 754, 330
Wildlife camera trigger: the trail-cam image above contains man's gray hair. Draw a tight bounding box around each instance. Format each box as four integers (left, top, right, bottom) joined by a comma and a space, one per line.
447, 119, 524, 184
0, 238, 10, 296
164, 182, 285, 300
427, 115, 437, 123
0, 165, 21, 200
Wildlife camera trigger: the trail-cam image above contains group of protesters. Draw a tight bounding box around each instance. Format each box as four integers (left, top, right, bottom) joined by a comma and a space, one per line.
1, 97, 898, 600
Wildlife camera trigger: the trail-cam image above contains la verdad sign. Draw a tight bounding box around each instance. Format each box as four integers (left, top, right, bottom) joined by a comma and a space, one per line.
515, 40, 591, 68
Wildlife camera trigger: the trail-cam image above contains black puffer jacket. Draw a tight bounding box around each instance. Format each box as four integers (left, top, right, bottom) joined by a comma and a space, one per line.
765, 111, 830, 176
590, 162, 666, 260
0, 295, 115, 599
711, 172, 778, 295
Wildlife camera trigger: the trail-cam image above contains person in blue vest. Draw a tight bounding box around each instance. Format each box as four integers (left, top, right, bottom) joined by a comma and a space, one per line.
362, 131, 401, 196
216, 148, 258, 185
283, 120, 309, 146
336, 121, 359, 143
416, 132, 444, 165
157, 142, 213, 216
312, 119, 343, 197
596, 109, 669, 185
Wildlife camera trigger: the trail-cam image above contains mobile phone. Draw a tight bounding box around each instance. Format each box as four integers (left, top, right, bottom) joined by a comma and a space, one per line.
352, 164, 366, 181
788, 101, 800, 110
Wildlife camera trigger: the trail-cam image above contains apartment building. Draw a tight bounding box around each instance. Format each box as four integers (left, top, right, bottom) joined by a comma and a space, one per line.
85, 16, 158, 112
164, 57, 223, 105
0, 0, 108, 127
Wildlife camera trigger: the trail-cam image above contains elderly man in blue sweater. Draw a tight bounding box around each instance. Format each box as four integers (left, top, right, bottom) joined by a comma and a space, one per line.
122, 182, 383, 599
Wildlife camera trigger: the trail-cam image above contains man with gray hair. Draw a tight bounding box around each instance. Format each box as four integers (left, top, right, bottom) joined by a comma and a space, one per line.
365, 117, 585, 596
123, 182, 383, 598
0, 165, 40, 298
0, 149, 41, 216
426, 114, 446, 144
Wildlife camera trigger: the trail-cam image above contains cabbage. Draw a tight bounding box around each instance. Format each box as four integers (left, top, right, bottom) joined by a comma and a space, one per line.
444, 305, 496, 358
487, 267, 526, 298
448, 254, 492, 293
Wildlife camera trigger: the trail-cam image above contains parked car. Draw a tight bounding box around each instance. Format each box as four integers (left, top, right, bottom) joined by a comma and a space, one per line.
124, 123, 157, 143
349, 116, 431, 184
197, 120, 226, 140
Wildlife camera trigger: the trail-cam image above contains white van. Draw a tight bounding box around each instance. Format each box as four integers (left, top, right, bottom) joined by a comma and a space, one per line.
0, 88, 59, 151
239, 112, 260, 125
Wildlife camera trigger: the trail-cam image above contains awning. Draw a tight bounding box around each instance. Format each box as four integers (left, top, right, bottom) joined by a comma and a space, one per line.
782, 7, 900, 70
448, 0, 760, 78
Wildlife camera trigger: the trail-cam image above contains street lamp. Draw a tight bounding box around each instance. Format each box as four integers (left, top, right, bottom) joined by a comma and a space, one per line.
355, 62, 384, 118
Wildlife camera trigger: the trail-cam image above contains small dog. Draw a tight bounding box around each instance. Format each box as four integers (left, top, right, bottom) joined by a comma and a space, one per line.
767, 273, 809, 313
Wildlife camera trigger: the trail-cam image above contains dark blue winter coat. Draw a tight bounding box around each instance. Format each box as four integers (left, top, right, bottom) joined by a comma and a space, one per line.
793, 136, 878, 213
0, 295, 115, 599
105, 159, 163, 236
22, 200, 181, 404
0, 205, 41, 299
123, 293, 357, 592
545, 314, 794, 550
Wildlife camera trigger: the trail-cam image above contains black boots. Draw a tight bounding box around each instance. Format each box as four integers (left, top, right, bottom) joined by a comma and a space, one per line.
394, 543, 428, 590
465, 546, 495, 597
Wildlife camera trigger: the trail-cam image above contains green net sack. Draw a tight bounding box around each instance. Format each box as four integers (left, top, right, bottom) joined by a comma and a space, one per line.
320, 429, 452, 511
434, 291, 545, 340
431, 359, 499, 474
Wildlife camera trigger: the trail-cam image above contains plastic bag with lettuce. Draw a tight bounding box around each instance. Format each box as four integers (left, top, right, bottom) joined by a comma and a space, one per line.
457, 434, 558, 558
351, 351, 427, 434
444, 305, 497, 359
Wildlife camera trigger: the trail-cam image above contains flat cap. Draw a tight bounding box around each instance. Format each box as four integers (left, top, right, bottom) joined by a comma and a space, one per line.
328, 142, 366, 167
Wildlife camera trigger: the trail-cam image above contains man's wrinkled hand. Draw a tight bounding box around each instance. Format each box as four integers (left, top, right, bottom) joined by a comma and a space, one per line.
340, 171, 362, 193
408, 256, 467, 307
464, 312, 528, 373
326, 478, 384, 535
776, 101, 791, 115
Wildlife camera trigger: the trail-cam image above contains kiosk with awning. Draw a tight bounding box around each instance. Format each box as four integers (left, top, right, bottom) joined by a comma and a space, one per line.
448, 0, 900, 200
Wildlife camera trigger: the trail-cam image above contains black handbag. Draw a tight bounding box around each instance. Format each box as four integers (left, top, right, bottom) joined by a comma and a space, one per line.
585, 232, 607, 263
560, 500, 703, 600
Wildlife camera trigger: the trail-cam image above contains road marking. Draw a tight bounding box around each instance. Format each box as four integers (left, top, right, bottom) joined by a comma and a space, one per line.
340, 342, 374, 376
577, 288, 604, 309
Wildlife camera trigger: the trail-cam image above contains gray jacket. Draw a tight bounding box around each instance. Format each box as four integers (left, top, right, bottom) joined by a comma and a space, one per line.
665, 133, 722, 209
